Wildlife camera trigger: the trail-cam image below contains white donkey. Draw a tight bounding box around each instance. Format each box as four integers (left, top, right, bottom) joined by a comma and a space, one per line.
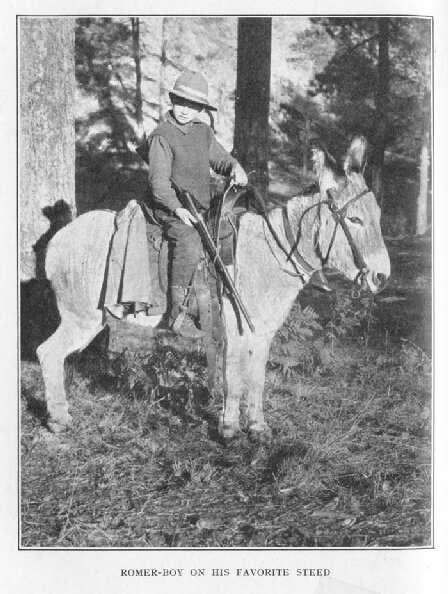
36, 137, 390, 436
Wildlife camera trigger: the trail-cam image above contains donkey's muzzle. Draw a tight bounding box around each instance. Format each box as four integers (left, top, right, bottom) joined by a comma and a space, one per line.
353, 270, 388, 296
373, 272, 388, 293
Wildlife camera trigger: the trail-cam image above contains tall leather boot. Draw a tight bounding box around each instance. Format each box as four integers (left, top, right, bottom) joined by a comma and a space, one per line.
169, 285, 204, 340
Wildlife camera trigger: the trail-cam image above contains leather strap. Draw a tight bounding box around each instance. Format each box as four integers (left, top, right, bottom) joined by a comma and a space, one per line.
281, 206, 315, 275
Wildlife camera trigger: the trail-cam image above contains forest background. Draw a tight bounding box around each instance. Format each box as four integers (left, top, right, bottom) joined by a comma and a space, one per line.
72, 16, 431, 236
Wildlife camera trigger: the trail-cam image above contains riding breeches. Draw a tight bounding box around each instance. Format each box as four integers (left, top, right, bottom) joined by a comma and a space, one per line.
153, 209, 203, 287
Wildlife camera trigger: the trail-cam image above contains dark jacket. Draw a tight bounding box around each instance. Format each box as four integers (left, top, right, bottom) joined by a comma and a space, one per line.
147, 112, 237, 213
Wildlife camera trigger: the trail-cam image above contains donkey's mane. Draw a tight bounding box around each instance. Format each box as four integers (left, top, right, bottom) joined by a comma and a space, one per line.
287, 192, 323, 228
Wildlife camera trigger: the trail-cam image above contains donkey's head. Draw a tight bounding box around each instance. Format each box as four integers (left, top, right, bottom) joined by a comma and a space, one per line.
312, 136, 390, 293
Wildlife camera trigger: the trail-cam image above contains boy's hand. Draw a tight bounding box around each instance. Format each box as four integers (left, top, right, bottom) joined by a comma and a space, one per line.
231, 163, 248, 186
174, 207, 197, 227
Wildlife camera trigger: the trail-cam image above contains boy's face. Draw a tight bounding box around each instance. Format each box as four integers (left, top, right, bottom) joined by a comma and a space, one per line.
172, 95, 204, 125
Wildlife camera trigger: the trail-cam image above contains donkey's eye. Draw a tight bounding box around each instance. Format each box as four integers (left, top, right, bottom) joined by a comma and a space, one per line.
348, 216, 364, 226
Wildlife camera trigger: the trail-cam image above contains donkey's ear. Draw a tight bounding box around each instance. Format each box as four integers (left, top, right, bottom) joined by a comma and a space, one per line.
311, 146, 326, 176
344, 135, 367, 174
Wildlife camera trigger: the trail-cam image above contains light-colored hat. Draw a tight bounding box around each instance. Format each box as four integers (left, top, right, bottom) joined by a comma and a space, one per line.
169, 71, 217, 111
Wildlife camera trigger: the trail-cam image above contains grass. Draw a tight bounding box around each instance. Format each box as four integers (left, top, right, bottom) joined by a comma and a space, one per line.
20, 236, 431, 548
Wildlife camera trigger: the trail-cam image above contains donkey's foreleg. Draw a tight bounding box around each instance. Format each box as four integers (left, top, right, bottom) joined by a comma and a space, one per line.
37, 313, 103, 432
221, 334, 249, 439
245, 336, 272, 439
220, 302, 249, 440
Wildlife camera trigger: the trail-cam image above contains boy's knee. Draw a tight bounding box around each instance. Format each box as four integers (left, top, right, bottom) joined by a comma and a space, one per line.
175, 224, 201, 247
185, 228, 203, 260
169, 222, 202, 261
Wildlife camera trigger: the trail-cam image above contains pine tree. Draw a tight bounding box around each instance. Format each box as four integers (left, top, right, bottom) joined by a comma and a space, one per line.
233, 18, 272, 195
20, 18, 75, 280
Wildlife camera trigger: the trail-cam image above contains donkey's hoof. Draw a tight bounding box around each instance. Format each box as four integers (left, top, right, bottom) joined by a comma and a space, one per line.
47, 420, 67, 434
220, 424, 240, 441
248, 423, 272, 445
218, 415, 241, 441
47, 413, 72, 434
220, 431, 247, 450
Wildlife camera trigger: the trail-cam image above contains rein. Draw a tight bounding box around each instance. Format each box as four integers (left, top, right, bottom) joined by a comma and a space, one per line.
247, 185, 311, 279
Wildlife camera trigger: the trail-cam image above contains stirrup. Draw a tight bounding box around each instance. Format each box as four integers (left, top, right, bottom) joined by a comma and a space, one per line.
124, 311, 155, 327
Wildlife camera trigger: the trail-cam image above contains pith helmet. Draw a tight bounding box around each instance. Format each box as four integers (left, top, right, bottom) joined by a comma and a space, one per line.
169, 71, 217, 111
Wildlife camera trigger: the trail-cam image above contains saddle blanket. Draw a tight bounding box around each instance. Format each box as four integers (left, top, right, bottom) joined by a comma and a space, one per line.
102, 200, 166, 316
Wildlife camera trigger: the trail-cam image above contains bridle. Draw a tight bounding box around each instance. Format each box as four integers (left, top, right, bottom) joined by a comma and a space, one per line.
283, 184, 372, 290
319, 186, 371, 289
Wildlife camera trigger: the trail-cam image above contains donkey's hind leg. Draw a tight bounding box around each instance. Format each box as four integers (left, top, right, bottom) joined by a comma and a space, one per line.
36, 312, 103, 432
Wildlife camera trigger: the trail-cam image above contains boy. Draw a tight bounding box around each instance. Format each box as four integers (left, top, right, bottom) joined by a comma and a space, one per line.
147, 71, 248, 339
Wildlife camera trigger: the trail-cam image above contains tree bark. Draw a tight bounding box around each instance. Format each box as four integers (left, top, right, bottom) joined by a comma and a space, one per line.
131, 17, 143, 139
371, 18, 390, 206
302, 118, 311, 175
20, 18, 75, 281
158, 17, 167, 122
415, 130, 430, 235
233, 18, 272, 196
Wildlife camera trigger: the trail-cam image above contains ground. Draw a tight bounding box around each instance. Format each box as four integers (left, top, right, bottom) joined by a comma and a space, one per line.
20, 234, 431, 548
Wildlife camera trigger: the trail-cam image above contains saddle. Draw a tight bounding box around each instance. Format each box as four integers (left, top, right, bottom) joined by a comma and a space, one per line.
102, 188, 264, 319
207, 185, 266, 265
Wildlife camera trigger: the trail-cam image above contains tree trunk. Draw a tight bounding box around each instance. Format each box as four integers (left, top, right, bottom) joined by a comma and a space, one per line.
371, 18, 390, 206
158, 17, 167, 122
131, 17, 143, 139
20, 18, 75, 281
416, 131, 430, 235
233, 18, 272, 196
302, 118, 311, 175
